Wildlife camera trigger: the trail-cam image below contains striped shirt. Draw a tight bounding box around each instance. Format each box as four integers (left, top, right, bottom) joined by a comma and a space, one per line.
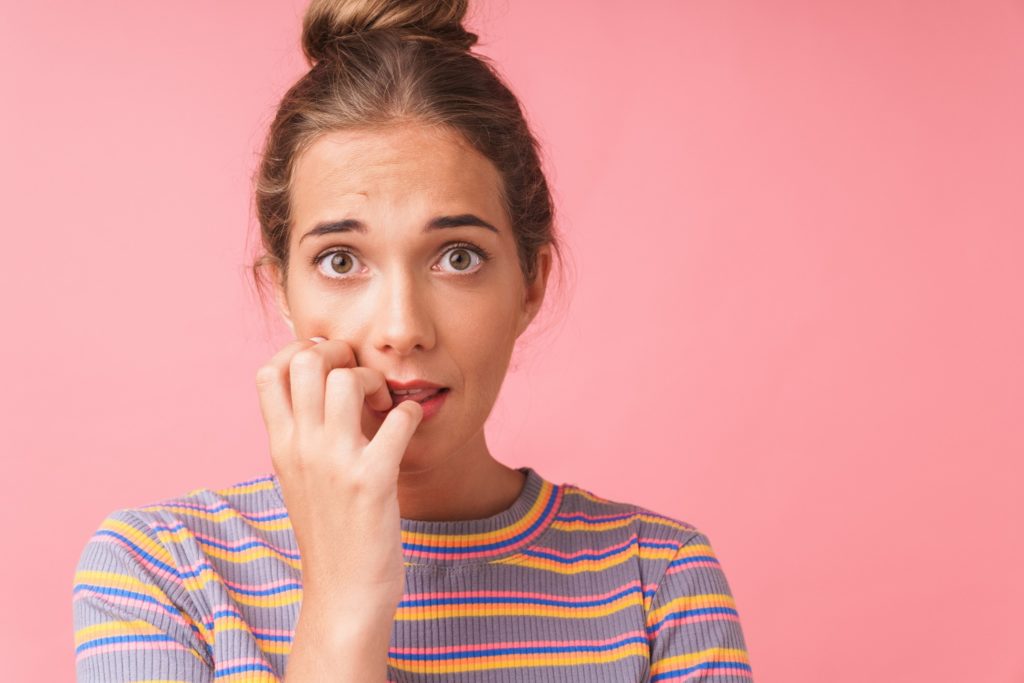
72, 466, 753, 681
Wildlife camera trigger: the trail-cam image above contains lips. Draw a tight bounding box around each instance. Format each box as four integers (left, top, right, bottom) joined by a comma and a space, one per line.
391, 387, 448, 404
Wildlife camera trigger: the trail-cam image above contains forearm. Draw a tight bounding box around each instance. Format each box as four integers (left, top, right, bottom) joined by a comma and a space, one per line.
283, 602, 393, 682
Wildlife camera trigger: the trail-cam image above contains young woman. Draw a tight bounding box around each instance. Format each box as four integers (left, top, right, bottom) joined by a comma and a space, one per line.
72, 1, 753, 681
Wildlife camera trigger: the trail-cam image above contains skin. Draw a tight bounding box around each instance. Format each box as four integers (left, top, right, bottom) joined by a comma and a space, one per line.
267, 121, 552, 522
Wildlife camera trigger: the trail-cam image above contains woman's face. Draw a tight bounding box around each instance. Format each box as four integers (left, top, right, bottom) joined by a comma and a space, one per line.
272, 123, 550, 470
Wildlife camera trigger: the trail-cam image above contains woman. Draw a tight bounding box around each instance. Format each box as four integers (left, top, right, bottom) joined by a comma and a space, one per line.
72, 0, 753, 680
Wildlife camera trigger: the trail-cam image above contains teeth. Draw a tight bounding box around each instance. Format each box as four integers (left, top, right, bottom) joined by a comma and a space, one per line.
390, 387, 445, 404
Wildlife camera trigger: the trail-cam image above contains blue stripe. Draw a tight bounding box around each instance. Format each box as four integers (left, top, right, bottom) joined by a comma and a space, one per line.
76, 633, 178, 655
646, 606, 740, 634
400, 584, 642, 609
521, 536, 635, 564
214, 661, 278, 677
651, 660, 754, 681
389, 635, 648, 661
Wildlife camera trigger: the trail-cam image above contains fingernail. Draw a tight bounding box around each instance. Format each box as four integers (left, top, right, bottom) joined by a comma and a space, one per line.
309, 336, 327, 343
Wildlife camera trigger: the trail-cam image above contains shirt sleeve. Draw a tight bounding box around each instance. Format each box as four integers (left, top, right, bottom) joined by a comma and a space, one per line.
645, 529, 754, 682
71, 507, 214, 682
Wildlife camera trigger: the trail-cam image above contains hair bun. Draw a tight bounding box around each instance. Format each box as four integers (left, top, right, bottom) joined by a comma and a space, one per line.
302, 0, 477, 64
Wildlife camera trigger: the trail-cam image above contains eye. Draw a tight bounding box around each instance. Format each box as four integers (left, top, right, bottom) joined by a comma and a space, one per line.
435, 241, 491, 275
312, 249, 364, 280
310, 240, 492, 282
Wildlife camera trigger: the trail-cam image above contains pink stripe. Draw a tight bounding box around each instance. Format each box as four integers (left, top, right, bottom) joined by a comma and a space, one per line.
555, 510, 642, 522
518, 536, 634, 561
142, 499, 288, 519
665, 560, 721, 577
215, 656, 273, 669
389, 629, 648, 655
206, 577, 301, 595
72, 590, 190, 630
192, 531, 294, 555
207, 607, 295, 639
404, 546, 515, 560
404, 487, 563, 558
404, 513, 557, 560
76, 640, 192, 662
91, 536, 186, 585
648, 613, 743, 639
403, 580, 642, 603
664, 665, 754, 681
556, 509, 691, 528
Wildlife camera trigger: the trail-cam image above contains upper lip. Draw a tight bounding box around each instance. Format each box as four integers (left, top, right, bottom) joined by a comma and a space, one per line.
385, 378, 446, 393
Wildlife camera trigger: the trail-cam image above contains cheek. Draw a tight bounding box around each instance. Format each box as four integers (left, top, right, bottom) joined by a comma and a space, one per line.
449, 296, 517, 349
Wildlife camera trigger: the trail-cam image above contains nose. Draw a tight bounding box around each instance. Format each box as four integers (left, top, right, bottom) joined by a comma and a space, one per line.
369, 268, 436, 355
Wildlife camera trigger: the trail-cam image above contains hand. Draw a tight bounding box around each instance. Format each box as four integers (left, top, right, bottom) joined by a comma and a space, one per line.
254, 337, 423, 621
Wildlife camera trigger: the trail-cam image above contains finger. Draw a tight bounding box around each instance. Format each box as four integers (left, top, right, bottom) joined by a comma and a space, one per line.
255, 338, 323, 441
323, 366, 392, 447
290, 339, 357, 436
364, 400, 423, 472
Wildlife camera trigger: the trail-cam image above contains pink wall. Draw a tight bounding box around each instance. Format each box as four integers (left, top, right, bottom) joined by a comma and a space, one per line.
3, 1, 1022, 680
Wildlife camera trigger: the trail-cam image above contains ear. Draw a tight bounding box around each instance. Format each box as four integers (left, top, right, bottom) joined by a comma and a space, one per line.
267, 260, 296, 336
515, 244, 553, 338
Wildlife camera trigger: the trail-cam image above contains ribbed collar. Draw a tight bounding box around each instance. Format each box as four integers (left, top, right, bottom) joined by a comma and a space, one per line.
400, 466, 562, 565
270, 466, 562, 566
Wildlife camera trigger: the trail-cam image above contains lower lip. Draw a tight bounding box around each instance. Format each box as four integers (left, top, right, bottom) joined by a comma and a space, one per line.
376, 388, 449, 422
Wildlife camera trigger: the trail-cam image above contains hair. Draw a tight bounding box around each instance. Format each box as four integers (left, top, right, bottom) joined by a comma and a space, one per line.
246, 0, 573, 343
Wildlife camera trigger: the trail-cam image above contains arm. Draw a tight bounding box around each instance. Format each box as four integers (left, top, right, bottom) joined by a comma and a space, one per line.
645, 530, 754, 682
71, 508, 213, 682
282, 588, 394, 682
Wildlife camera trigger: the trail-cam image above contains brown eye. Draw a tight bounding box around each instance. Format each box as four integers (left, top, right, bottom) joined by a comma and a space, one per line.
329, 252, 355, 275
437, 244, 488, 274
448, 248, 473, 271
313, 249, 362, 280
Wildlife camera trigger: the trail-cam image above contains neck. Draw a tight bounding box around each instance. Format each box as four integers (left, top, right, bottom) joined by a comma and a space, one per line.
396, 431, 526, 522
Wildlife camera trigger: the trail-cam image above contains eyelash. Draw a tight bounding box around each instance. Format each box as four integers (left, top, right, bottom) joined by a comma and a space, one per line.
310, 240, 493, 281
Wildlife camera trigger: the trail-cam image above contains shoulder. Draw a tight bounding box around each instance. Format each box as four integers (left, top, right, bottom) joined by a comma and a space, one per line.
556, 478, 704, 547
75, 471, 288, 581
552, 478, 709, 583
114, 471, 287, 541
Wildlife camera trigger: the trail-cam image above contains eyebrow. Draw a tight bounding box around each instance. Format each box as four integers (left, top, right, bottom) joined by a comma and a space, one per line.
298, 214, 499, 245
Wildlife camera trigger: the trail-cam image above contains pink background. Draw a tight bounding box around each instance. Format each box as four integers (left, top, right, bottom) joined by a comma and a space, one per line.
3, 1, 1022, 681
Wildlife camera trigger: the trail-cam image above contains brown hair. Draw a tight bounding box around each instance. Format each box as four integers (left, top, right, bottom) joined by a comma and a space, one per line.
247, 0, 572, 340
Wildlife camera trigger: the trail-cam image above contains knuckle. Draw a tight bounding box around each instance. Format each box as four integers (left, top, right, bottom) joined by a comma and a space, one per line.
325, 367, 357, 390
348, 461, 380, 492
289, 348, 323, 371
254, 364, 280, 388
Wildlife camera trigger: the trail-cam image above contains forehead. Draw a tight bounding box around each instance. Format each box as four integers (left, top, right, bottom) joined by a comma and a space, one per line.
290, 124, 505, 228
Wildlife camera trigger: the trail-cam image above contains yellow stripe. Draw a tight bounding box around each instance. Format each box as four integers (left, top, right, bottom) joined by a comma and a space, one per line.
551, 512, 695, 535
215, 672, 281, 682
213, 479, 277, 497
646, 593, 737, 626
207, 615, 292, 656
395, 593, 642, 622
73, 570, 176, 607
73, 568, 211, 647
492, 539, 673, 574
676, 541, 715, 558
388, 641, 648, 674
561, 486, 614, 504
138, 504, 289, 534
650, 647, 750, 675
401, 481, 556, 547
74, 618, 165, 647
98, 518, 175, 564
